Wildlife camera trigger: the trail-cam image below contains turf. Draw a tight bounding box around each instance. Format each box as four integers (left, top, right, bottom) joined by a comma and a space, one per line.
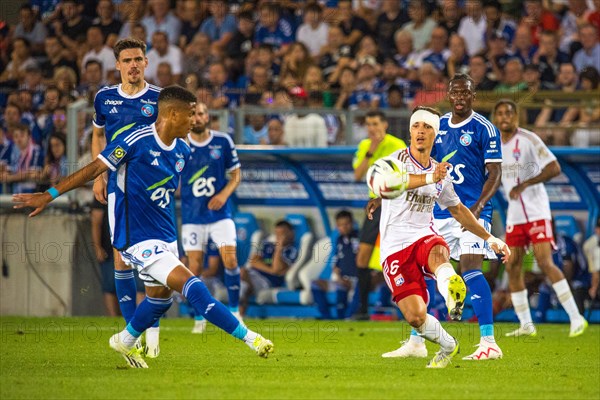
1, 317, 598, 399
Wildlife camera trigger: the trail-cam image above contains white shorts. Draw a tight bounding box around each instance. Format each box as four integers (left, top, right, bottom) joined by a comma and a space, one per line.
120, 240, 181, 287
181, 219, 237, 252
434, 218, 496, 260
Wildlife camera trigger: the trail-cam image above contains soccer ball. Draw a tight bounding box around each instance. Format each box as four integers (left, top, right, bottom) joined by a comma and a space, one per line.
366, 156, 408, 199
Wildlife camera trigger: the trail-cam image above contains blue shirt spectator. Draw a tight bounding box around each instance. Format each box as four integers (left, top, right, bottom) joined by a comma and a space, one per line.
254, 4, 294, 52
141, 0, 181, 45
200, 3, 237, 43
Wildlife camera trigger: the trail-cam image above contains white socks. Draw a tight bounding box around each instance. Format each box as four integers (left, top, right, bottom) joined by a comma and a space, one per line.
415, 314, 456, 352
243, 330, 259, 349
511, 289, 533, 327
434, 263, 455, 303
146, 326, 160, 346
552, 279, 583, 323
118, 329, 138, 348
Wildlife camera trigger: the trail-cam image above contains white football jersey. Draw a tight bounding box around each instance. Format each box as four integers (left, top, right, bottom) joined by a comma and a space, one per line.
379, 148, 461, 263
501, 128, 557, 225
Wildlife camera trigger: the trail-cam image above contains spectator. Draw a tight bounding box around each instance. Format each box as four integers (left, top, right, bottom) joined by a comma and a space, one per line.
558, 0, 589, 54
512, 24, 537, 66
254, 3, 294, 58
318, 26, 353, 83
415, 26, 450, 72
573, 24, 600, 72
495, 58, 528, 94
570, 66, 600, 147
51, 0, 92, 56
155, 61, 176, 87
243, 64, 272, 105
588, 0, 600, 38
146, 31, 183, 84
521, 0, 559, 46
312, 210, 359, 320
240, 220, 298, 313
523, 63, 555, 124
13, 4, 48, 55
53, 66, 79, 102
352, 35, 383, 68
81, 26, 116, 83
243, 114, 268, 145
182, 33, 214, 79
40, 131, 68, 187
284, 86, 328, 148
267, 118, 285, 145
533, 30, 570, 84
438, 0, 463, 36
200, 0, 237, 54
141, 0, 182, 46
335, 0, 371, 47
226, 11, 255, 74
78, 59, 106, 104
485, 30, 514, 81
178, 0, 206, 48
0, 123, 44, 194
0, 38, 37, 84
39, 35, 79, 82
375, 0, 409, 58
303, 65, 328, 93
334, 66, 357, 110
21, 64, 46, 111
281, 42, 313, 84
583, 218, 600, 302
457, 0, 487, 56
256, 44, 281, 80
556, 227, 592, 315
352, 57, 382, 109
90, 198, 120, 316
206, 61, 237, 109
411, 62, 446, 109
392, 29, 419, 81
445, 33, 470, 79
93, 0, 122, 48
384, 84, 407, 138
117, 1, 147, 40
30, 0, 61, 24
15, 90, 38, 138
401, 0, 437, 52
484, 0, 516, 47
0, 103, 25, 137
36, 86, 62, 134
469, 54, 498, 91
296, 3, 329, 58
0, 129, 14, 185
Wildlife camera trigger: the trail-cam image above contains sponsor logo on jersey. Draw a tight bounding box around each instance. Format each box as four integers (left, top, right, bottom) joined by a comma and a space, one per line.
460, 133, 472, 146
142, 249, 152, 258
104, 99, 123, 105
176, 158, 185, 172
107, 146, 127, 164
141, 104, 154, 117
438, 130, 447, 135
394, 274, 405, 287
141, 99, 157, 105
210, 149, 222, 159
149, 150, 161, 157
513, 147, 521, 161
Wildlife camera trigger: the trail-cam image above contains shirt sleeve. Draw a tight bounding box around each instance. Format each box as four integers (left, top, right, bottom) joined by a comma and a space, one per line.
92, 91, 105, 128
436, 179, 461, 210
530, 132, 557, 170
479, 121, 503, 163
98, 136, 132, 171
224, 136, 240, 171
352, 140, 369, 169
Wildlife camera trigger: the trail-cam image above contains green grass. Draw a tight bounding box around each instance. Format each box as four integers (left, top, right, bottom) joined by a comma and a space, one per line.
1, 317, 598, 399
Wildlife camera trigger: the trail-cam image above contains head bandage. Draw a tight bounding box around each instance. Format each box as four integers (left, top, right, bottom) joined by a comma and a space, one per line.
410, 110, 440, 134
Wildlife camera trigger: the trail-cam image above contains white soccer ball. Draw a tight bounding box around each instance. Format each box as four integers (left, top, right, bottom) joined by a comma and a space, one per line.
366, 156, 408, 199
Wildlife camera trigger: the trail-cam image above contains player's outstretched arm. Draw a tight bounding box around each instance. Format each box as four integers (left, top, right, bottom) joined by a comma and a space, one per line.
509, 160, 560, 200
471, 162, 502, 219
447, 202, 511, 261
13, 159, 109, 217
91, 126, 108, 204
405, 161, 450, 190
208, 167, 241, 210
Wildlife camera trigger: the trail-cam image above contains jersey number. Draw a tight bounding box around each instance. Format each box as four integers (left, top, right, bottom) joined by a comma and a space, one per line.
389, 260, 400, 276
192, 177, 216, 197
446, 163, 465, 184
150, 188, 175, 208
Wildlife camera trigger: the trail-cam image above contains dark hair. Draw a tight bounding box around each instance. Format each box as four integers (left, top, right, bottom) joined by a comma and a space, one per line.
113, 38, 147, 60
13, 123, 30, 135
158, 85, 196, 106
365, 110, 387, 122
335, 210, 353, 222
579, 66, 600, 89
304, 3, 323, 14
47, 131, 67, 164
448, 73, 475, 88
238, 10, 254, 21
484, 0, 502, 11
84, 59, 103, 70
412, 106, 441, 117
276, 220, 294, 231
388, 84, 402, 94
259, 3, 279, 13
493, 98, 518, 114
20, 4, 34, 13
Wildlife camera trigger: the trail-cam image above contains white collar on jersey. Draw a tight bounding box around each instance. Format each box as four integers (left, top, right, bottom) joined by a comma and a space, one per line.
117, 81, 150, 99
187, 130, 213, 147
153, 124, 176, 151
447, 110, 475, 129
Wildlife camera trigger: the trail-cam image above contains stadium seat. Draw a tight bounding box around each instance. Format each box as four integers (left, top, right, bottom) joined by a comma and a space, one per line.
297, 237, 334, 304
234, 212, 262, 267
283, 214, 314, 290
554, 215, 582, 243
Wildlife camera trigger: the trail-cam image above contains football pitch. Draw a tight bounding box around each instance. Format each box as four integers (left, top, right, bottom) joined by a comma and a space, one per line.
1, 317, 598, 399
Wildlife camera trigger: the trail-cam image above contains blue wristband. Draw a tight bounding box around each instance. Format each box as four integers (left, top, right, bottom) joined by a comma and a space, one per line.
47, 187, 60, 200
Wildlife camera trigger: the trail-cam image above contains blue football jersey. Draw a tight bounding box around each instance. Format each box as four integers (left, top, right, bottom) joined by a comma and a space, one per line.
432, 111, 502, 222
255, 242, 299, 287
98, 124, 191, 250
180, 130, 240, 224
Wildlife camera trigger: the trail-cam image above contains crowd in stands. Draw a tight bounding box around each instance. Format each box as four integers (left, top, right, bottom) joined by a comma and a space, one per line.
1, 0, 599, 191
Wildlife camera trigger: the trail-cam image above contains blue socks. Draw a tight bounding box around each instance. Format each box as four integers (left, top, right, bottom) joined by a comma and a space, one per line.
183, 276, 245, 338
115, 269, 137, 323
463, 269, 495, 338
128, 296, 172, 336
311, 283, 331, 319
224, 267, 241, 311
335, 289, 349, 319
